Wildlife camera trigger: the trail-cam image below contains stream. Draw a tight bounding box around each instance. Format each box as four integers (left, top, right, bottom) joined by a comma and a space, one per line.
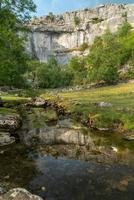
0, 108, 134, 200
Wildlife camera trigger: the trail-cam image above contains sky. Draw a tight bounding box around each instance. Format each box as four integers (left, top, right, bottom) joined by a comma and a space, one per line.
33, 0, 134, 16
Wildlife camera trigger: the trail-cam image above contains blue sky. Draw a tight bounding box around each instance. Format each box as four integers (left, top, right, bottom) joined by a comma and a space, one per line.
33, 0, 134, 16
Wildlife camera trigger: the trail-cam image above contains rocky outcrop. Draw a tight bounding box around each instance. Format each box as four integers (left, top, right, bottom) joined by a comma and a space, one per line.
0, 114, 21, 146
25, 4, 134, 64
0, 188, 43, 200
0, 115, 21, 132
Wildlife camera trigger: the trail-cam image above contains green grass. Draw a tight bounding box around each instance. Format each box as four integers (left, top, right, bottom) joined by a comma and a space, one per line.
41, 83, 134, 131
1, 95, 30, 107
0, 107, 18, 116
1, 95, 29, 101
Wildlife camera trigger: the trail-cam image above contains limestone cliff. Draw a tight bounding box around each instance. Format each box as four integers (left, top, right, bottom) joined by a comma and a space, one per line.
25, 4, 134, 64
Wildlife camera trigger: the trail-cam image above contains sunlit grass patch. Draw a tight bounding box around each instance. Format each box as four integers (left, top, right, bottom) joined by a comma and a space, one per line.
41, 83, 134, 131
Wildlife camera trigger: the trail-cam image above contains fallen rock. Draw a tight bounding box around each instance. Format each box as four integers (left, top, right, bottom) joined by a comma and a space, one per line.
0, 132, 15, 146
27, 98, 47, 107
0, 188, 43, 200
0, 115, 21, 131
97, 102, 112, 107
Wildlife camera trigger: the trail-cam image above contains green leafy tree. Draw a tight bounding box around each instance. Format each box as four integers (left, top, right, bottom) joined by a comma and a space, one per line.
0, 9, 29, 87
69, 56, 88, 85
0, 0, 36, 87
26, 57, 73, 89
87, 30, 122, 84
0, 0, 36, 21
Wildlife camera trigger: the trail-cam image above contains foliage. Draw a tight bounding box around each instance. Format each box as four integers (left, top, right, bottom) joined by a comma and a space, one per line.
0, 0, 36, 87
74, 16, 81, 26
0, 9, 28, 87
25, 57, 73, 88
87, 30, 122, 84
0, 0, 36, 22
117, 20, 132, 37
46, 12, 55, 22
69, 56, 88, 85
79, 43, 89, 51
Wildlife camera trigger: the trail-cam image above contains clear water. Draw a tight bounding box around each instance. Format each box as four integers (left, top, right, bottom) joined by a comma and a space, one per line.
0, 108, 134, 200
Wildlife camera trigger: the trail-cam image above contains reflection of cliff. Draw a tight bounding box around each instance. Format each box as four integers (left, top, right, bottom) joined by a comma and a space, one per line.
25, 4, 134, 64
22, 125, 94, 147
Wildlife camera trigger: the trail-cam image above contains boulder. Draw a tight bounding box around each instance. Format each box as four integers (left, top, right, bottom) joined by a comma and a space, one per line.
26, 98, 48, 108
0, 188, 43, 200
0, 115, 21, 131
0, 132, 15, 146
97, 102, 112, 107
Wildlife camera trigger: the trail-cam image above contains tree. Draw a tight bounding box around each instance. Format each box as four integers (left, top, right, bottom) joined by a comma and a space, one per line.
69, 56, 87, 85
0, 0, 36, 87
0, 0, 36, 21
87, 30, 122, 84
25, 57, 73, 89
0, 9, 28, 87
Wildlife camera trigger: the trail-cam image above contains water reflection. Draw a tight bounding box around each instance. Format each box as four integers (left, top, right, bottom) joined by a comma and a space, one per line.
29, 155, 134, 200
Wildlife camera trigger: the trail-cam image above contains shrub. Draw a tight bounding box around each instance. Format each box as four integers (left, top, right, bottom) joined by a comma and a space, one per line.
79, 43, 89, 51
74, 16, 81, 26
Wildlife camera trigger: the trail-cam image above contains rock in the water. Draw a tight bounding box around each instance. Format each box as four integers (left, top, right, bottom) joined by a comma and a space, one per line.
97, 102, 112, 107
0, 132, 15, 146
0, 115, 21, 131
0, 188, 43, 200
123, 133, 134, 141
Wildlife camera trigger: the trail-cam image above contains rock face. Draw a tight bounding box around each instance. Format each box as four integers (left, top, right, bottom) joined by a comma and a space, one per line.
0, 188, 43, 200
25, 4, 134, 64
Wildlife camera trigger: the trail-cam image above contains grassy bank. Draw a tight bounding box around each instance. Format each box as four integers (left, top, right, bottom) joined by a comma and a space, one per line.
41, 83, 134, 132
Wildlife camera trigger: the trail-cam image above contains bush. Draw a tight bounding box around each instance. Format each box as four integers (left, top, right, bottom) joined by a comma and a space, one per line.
79, 43, 89, 51
74, 16, 80, 26
69, 56, 88, 85
25, 57, 73, 89
87, 30, 121, 84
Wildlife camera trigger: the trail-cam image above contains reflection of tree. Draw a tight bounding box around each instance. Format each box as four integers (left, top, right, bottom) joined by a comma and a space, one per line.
0, 143, 40, 190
